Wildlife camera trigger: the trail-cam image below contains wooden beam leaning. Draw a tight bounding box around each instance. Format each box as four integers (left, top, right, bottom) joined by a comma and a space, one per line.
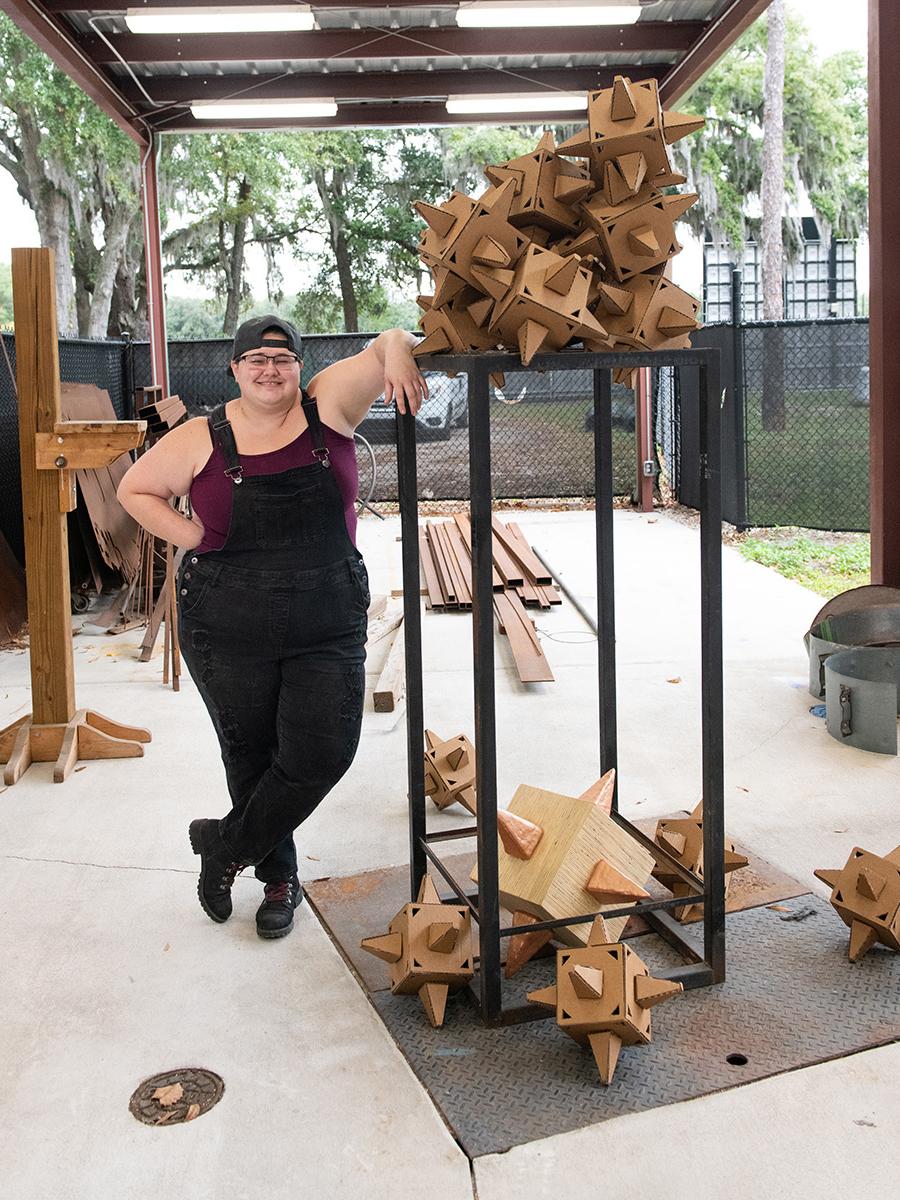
0, 247, 151, 785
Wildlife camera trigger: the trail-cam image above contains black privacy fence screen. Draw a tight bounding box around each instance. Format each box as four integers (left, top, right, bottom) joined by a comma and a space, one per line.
0, 318, 870, 565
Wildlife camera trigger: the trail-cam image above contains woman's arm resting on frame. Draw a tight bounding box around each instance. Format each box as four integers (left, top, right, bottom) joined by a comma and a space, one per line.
309, 328, 428, 432
116, 417, 209, 550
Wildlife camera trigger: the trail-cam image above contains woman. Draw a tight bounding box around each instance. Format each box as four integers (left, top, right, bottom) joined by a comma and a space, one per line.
118, 316, 426, 938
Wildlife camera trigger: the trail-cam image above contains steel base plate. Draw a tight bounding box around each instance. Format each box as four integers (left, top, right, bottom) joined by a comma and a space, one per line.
367, 900, 899, 1157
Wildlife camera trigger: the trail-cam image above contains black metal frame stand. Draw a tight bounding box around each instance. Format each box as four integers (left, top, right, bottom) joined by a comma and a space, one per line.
396, 347, 724, 1027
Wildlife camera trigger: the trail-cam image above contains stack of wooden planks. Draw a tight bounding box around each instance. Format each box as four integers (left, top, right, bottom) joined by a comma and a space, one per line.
419, 514, 559, 684
136, 387, 187, 441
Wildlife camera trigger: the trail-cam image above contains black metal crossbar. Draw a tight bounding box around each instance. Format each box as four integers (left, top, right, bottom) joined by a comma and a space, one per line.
396, 348, 724, 1027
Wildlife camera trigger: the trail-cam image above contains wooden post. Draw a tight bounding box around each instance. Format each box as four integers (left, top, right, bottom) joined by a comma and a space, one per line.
0, 247, 152, 785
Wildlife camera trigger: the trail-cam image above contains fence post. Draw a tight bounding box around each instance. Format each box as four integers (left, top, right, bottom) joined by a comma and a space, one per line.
731, 270, 749, 530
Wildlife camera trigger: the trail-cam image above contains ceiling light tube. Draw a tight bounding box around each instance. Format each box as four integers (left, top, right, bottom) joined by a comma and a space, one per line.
191, 99, 337, 120
446, 93, 588, 114
125, 6, 315, 35
455, 2, 641, 28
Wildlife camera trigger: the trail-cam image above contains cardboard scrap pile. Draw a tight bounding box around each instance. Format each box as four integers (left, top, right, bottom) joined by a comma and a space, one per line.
412, 75, 704, 385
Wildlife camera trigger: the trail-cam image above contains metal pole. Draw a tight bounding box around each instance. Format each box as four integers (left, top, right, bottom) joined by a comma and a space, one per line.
396, 407, 426, 900
139, 133, 169, 396
635, 367, 654, 512
593, 368, 618, 810
468, 365, 502, 1024
731, 269, 749, 530
698, 354, 726, 983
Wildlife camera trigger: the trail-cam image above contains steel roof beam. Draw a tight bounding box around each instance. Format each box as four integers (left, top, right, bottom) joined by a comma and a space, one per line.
83, 22, 706, 64
118, 64, 669, 105
658, 0, 773, 105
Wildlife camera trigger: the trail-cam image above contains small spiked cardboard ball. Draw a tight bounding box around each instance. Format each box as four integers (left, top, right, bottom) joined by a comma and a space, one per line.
424, 728, 476, 814
652, 801, 749, 921
527, 915, 683, 1084
815, 845, 900, 962
360, 874, 475, 1027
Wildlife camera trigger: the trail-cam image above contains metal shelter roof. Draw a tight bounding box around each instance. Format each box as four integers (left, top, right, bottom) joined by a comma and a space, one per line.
0, 0, 772, 143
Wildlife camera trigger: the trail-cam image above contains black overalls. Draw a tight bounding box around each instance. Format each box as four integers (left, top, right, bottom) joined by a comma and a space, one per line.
178, 393, 369, 885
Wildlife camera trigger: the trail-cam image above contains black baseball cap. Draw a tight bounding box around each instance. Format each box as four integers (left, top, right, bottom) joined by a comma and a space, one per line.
231, 315, 303, 361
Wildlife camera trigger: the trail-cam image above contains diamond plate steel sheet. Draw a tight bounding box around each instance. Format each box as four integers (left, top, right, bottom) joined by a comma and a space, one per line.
371, 898, 900, 1158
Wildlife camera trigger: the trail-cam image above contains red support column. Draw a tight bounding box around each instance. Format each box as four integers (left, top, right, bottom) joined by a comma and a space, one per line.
635, 368, 654, 512
140, 133, 169, 396
869, 1, 900, 585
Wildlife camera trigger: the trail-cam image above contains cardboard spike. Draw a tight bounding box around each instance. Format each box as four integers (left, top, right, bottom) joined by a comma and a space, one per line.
543, 255, 581, 295
431, 268, 467, 308
616, 151, 647, 194
489, 371, 506, 391
498, 809, 544, 859
577, 767, 615, 814
628, 225, 660, 257
535, 130, 556, 152
657, 304, 698, 336
415, 200, 457, 238
424, 729, 440, 751
586, 914, 612, 946
517, 318, 550, 366
417, 874, 442, 905
885, 845, 900, 866
468, 296, 494, 327
505, 911, 553, 978
585, 858, 651, 903
553, 174, 593, 204
480, 175, 517, 219
601, 160, 636, 207
814, 867, 841, 889
470, 264, 515, 300
427, 921, 459, 953
360, 932, 403, 963
413, 326, 452, 356
663, 191, 699, 221
663, 109, 706, 144
725, 847, 750, 873
613, 366, 638, 390
472, 235, 512, 268
555, 126, 592, 157
634, 974, 683, 1009
416, 294, 433, 311
610, 75, 637, 121
484, 164, 523, 193
659, 830, 687, 857
849, 920, 878, 962
597, 281, 634, 316
446, 745, 467, 771
419, 980, 449, 1027
588, 1030, 622, 1085
857, 868, 886, 901
458, 786, 477, 814
569, 964, 605, 1000
526, 983, 558, 1009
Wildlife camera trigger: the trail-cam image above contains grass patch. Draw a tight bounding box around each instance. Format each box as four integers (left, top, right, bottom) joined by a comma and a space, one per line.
737, 533, 870, 597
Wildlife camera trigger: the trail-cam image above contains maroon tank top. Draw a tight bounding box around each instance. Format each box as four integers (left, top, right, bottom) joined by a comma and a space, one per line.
190, 421, 359, 554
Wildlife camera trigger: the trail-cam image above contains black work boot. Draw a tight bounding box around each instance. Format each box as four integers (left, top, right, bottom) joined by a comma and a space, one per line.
188, 818, 244, 923
255, 878, 302, 939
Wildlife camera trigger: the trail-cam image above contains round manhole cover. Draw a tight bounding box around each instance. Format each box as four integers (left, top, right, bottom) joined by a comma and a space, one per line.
129, 1067, 224, 1126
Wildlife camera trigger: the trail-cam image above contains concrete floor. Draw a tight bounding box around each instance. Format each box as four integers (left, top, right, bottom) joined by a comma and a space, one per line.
1, 508, 898, 1199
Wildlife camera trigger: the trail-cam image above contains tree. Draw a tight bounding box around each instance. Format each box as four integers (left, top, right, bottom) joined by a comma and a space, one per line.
0, 261, 13, 327
672, 10, 868, 256
0, 13, 142, 337
761, 0, 786, 430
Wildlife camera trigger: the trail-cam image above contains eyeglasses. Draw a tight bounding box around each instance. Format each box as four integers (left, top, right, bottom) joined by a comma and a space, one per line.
237, 353, 300, 369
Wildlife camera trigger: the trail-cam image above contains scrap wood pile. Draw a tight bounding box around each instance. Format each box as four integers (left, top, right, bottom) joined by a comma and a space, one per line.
419, 513, 559, 684
136, 385, 187, 441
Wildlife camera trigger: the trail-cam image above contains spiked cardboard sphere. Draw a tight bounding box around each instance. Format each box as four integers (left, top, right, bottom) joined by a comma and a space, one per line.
412, 76, 705, 373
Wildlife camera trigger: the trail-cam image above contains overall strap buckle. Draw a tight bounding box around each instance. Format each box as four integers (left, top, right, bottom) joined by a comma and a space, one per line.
223, 464, 244, 484
312, 446, 331, 469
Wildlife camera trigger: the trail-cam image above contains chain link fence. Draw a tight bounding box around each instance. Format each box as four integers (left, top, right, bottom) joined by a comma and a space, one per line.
0, 318, 872, 568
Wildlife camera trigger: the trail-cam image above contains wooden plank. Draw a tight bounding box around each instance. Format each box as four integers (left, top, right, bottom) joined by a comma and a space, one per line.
373, 619, 406, 712
367, 603, 403, 647
12, 247, 75, 725
426, 521, 457, 606
417, 529, 444, 609
434, 523, 465, 609
495, 517, 552, 585
488, 524, 524, 588
452, 512, 503, 590
442, 522, 472, 608
493, 590, 554, 683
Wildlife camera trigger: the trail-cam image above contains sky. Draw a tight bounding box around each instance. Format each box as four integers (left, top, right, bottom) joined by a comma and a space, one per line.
0, 0, 870, 300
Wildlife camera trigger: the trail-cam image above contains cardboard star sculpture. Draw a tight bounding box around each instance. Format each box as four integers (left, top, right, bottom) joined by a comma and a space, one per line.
412, 74, 705, 375
424, 728, 476, 814
360, 875, 475, 1027
528, 914, 683, 1085
652, 802, 749, 921
815, 845, 900, 961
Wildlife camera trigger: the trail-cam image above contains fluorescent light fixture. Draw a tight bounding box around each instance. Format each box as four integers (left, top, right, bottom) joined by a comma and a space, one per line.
125, 6, 315, 35
456, 2, 642, 27
446, 93, 588, 115
191, 99, 337, 120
